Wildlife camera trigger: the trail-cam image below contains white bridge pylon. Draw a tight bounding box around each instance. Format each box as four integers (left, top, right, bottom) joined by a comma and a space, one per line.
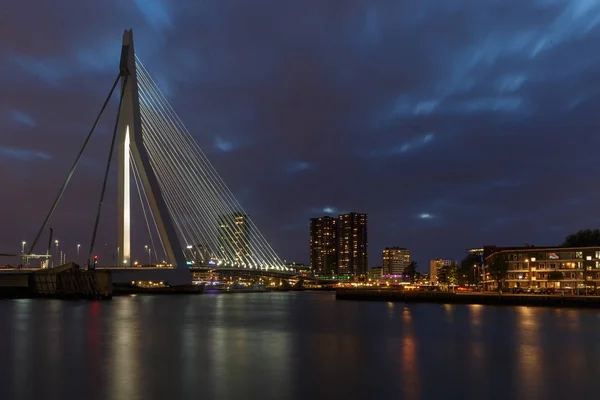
117, 29, 188, 283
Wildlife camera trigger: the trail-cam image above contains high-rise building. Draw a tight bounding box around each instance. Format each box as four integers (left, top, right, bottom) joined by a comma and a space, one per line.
382, 247, 410, 276
309, 216, 338, 275
338, 213, 368, 276
429, 259, 454, 283
218, 213, 250, 266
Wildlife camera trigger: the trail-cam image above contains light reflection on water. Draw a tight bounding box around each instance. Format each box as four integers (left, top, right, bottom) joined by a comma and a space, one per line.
0, 293, 599, 400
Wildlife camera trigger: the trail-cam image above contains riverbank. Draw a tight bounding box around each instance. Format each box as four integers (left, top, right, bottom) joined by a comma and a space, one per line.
336, 289, 600, 308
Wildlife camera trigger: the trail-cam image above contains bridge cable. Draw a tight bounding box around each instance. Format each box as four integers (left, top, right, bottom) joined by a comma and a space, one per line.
130, 150, 165, 263
135, 57, 288, 271
138, 63, 284, 270
27, 73, 121, 256
87, 75, 128, 268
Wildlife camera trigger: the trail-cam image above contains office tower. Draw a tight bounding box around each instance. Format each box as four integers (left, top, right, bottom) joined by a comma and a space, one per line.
382, 247, 410, 276
309, 216, 338, 275
338, 213, 368, 276
218, 213, 250, 266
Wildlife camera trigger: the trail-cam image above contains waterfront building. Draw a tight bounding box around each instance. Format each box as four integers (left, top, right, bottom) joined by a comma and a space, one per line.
309, 216, 338, 275
482, 245, 600, 291
415, 272, 430, 285
429, 259, 454, 284
382, 247, 410, 276
367, 266, 383, 281
337, 213, 368, 277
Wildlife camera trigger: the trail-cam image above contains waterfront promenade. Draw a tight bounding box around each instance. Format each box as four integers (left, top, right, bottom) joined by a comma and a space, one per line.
336, 289, 600, 308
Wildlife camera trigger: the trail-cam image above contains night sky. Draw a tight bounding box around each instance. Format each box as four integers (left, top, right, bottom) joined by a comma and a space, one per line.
1, 1, 600, 269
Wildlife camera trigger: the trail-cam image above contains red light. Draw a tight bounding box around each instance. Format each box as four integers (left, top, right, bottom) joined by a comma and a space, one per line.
94, 255, 98, 260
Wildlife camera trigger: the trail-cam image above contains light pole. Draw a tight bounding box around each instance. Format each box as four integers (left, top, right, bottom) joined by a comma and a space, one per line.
145, 245, 151, 267
525, 258, 530, 290
54, 240, 59, 267
21, 241, 26, 267
77, 244, 81, 264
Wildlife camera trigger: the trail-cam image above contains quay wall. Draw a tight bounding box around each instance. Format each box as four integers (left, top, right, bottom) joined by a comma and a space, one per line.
336, 289, 600, 308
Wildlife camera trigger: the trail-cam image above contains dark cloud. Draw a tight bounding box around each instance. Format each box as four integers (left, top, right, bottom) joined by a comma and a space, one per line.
1, 0, 600, 269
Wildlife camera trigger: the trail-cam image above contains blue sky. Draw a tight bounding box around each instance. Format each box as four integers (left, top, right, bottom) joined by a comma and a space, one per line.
1, 0, 600, 268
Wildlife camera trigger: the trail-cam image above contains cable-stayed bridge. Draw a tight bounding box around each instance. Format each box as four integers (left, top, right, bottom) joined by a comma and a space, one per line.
22, 29, 290, 287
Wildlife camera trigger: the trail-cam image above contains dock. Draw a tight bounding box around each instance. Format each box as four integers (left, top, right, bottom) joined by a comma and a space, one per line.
0, 263, 111, 299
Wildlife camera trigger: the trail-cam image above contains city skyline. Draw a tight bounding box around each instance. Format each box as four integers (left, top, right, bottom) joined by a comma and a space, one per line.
2, 1, 600, 269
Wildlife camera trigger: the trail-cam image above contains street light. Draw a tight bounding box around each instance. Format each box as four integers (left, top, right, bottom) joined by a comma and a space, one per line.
145, 245, 151, 266
525, 258, 531, 290
77, 244, 81, 264
54, 240, 59, 267
21, 241, 26, 254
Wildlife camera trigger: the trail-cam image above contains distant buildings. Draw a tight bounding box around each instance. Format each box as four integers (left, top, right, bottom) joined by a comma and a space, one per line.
309, 212, 368, 277
338, 213, 368, 276
382, 247, 410, 276
286, 262, 312, 276
429, 259, 454, 283
184, 243, 215, 266
218, 213, 250, 266
367, 266, 383, 281
309, 216, 338, 275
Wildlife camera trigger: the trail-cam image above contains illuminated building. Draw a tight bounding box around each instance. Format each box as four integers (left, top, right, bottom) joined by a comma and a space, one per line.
482, 245, 600, 291
337, 213, 368, 276
367, 266, 383, 281
309, 216, 338, 275
429, 259, 454, 284
218, 213, 250, 266
382, 247, 410, 276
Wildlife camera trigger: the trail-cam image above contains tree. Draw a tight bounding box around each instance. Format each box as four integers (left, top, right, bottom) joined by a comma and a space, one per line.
460, 253, 481, 285
562, 229, 600, 247
447, 263, 459, 286
488, 253, 509, 292
437, 262, 458, 287
403, 261, 417, 282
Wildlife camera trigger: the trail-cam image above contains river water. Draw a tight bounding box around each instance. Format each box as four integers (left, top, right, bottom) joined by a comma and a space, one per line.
0, 292, 598, 400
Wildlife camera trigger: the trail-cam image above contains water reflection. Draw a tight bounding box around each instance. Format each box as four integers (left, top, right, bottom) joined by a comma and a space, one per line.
466, 304, 486, 391
1, 295, 600, 400
401, 307, 420, 400
110, 297, 141, 400
443, 303, 455, 323
515, 307, 544, 400
12, 299, 32, 399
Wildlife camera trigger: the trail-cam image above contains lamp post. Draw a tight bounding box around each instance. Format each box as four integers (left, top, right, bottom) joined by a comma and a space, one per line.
77, 244, 81, 264
145, 245, 151, 267
54, 240, 59, 267
21, 241, 26, 267
525, 258, 530, 290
